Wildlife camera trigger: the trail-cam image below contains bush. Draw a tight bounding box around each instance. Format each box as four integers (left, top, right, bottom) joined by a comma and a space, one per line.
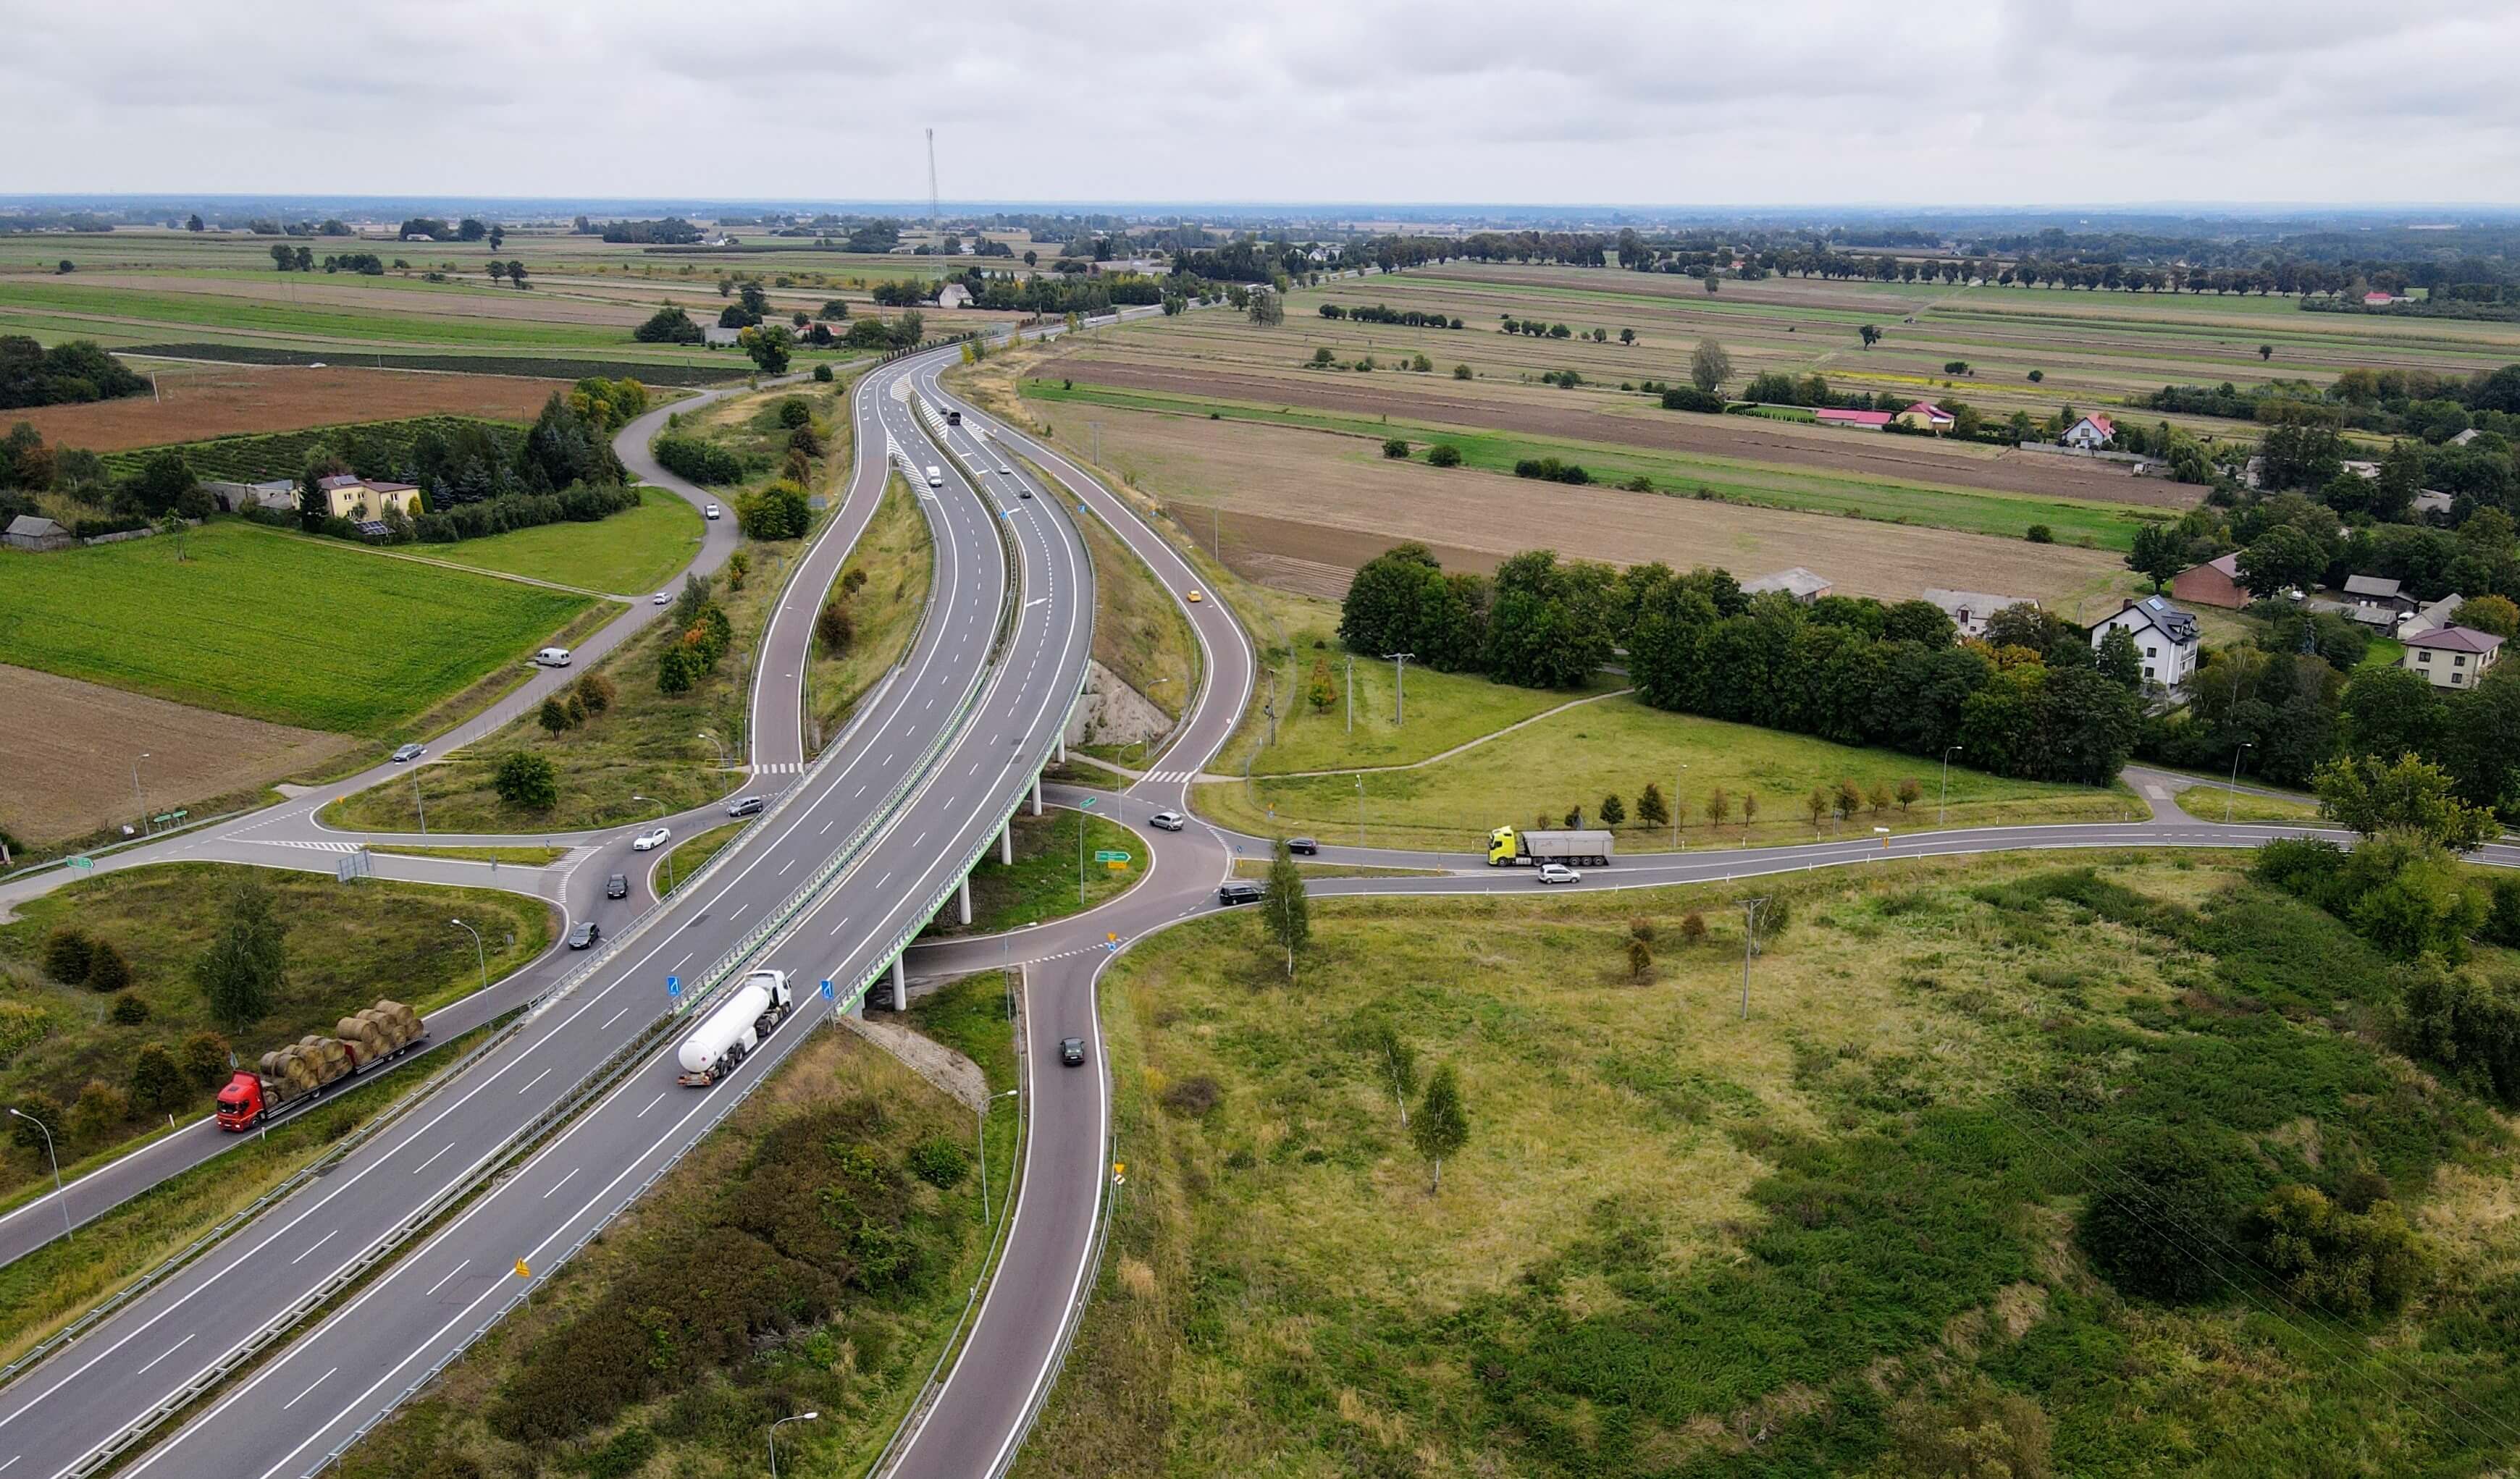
66, 1079, 130, 1144
110, 993, 150, 1026
649, 434, 757, 486
2026, 523, 2055, 544
494, 751, 558, 810
908, 1136, 970, 1188
85, 939, 131, 992
815, 602, 853, 654
537, 695, 574, 734
1426, 444, 1462, 468
129, 1043, 185, 1113
631, 306, 702, 345
574, 671, 615, 715
1160, 1074, 1224, 1116
812, 363, 834, 383
1680, 911, 1708, 943
776, 397, 811, 429
1381, 437, 1409, 458
2397, 968, 2520, 1107
1512, 457, 1590, 484
2482, 876, 2520, 948
181, 1031, 232, 1087
2078, 1127, 2238, 1303
1659, 386, 1726, 413
737, 481, 811, 540
41, 927, 92, 985
2245, 1184, 2429, 1315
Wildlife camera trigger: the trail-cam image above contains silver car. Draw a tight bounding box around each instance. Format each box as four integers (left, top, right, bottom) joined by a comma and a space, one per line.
1537, 863, 1581, 885
1149, 810, 1186, 831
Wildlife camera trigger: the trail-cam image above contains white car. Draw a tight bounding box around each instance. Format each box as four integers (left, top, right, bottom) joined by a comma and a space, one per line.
1148, 809, 1186, 832
534, 646, 573, 667
704, 502, 721, 520
1536, 863, 1581, 885
631, 827, 671, 852
997, 462, 1012, 474
653, 591, 670, 605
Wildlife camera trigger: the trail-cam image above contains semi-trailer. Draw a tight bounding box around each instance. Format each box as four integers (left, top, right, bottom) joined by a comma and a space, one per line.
213, 999, 428, 1130
1486, 825, 1614, 867
676, 969, 795, 1087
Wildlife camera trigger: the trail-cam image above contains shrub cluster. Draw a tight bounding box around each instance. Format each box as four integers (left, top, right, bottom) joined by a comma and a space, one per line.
1512, 457, 1591, 484
650, 434, 763, 486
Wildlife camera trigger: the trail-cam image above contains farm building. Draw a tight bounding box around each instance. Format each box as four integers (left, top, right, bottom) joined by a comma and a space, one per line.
2094, 595, 2199, 690
1813, 408, 1891, 431
2398, 594, 2467, 642
2063, 415, 2116, 450
2171, 552, 2248, 610
4, 514, 73, 552
936, 283, 973, 308
1922, 587, 2035, 641
2414, 489, 2456, 518
2339, 573, 2415, 629
1744, 567, 1833, 604
2401, 625, 2502, 689
202, 478, 298, 513
2450, 429, 2479, 447
1897, 402, 1956, 432
702, 326, 743, 347
2364, 291, 2408, 306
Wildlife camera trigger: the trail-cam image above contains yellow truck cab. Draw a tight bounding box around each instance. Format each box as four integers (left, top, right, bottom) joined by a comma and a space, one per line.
1487, 825, 1519, 865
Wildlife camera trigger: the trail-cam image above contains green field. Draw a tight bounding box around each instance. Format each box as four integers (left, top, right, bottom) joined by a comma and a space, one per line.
0, 521, 592, 733
1019, 853, 2520, 1478
424, 486, 703, 594
1025, 378, 2159, 551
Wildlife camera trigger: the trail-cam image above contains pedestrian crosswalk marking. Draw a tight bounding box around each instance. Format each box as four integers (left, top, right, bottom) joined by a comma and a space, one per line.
1139, 770, 1201, 784
749, 762, 805, 775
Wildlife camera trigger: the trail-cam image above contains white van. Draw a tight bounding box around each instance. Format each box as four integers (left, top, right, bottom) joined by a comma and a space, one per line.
534, 647, 573, 667
924, 465, 943, 488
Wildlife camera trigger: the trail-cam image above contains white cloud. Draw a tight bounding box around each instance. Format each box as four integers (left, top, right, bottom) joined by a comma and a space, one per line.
4, 0, 2516, 204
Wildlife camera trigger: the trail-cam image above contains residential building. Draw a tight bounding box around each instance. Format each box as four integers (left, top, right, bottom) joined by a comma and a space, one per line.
1897, 401, 1955, 432
2364, 290, 2408, 306
1813, 408, 1891, 430
314, 474, 421, 522
1744, 567, 1833, 604
2170, 552, 2249, 610
2414, 489, 2456, 519
4, 514, 72, 552
2340, 459, 2381, 480
1922, 588, 2033, 641
936, 282, 973, 308
2063, 414, 2116, 450
702, 326, 742, 347
2093, 594, 2200, 689
2401, 625, 2503, 689
2397, 594, 2466, 642
2449, 428, 2479, 447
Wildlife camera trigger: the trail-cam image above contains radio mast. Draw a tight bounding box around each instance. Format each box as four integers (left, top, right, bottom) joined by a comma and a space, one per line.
926, 128, 940, 227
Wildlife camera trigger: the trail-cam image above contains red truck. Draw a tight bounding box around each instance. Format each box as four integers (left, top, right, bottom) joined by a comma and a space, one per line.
214, 999, 428, 1131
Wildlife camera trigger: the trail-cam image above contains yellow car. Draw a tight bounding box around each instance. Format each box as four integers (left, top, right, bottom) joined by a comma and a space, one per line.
1186, 589, 1204, 603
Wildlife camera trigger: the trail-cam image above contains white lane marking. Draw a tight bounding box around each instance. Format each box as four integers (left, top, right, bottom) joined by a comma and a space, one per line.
287, 1229, 337, 1266
421, 1260, 470, 1298
600, 1006, 630, 1031
132, 1333, 195, 1377
638, 1090, 668, 1118
671, 951, 692, 971
543, 1167, 580, 1200
280, 1367, 336, 1410
516, 1066, 552, 1095
408, 1142, 453, 1177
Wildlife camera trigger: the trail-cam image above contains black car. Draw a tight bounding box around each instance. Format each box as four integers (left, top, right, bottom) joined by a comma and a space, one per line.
605, 872, 629, 900
1286, 837, 1319, 856
1217, 881, 1264, 906
1059, 1036, 1086, 1067
566, 920, 601, 950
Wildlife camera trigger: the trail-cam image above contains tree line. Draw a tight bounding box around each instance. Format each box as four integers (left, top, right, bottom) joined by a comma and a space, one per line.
0, 336, 146, 409
1340, 543, 2143, 785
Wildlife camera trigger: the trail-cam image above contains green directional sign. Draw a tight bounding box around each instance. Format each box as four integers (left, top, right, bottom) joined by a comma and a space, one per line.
1093, 850, 1132, 864
68, 856, 94, 872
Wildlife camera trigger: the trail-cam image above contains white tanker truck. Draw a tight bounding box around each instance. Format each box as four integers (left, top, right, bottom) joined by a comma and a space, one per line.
676, 969, 795, 1087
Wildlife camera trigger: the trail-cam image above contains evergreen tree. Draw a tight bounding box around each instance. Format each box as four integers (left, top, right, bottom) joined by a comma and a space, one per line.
1261, 838, 1310, 979
2098, 624, 2143, 688
130, 1044, 185, 1113
1636, 782, 1669, 831
1411, 1063, 1470, 1192
193, 877, 287, 1030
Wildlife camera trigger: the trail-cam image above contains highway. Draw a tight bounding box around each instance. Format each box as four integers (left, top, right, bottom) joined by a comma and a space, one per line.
0, 342, 1095, 1478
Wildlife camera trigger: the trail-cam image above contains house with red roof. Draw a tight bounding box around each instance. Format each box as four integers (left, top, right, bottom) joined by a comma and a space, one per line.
2364, 290, 2408, 306
2170, 552, 2248, 610
2063, 414, 2115, 450
1897, 401, 1956, 432
1814, 408, 1892, 431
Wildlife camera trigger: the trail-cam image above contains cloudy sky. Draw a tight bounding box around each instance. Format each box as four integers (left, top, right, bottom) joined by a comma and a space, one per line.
7, 0, 2517, 206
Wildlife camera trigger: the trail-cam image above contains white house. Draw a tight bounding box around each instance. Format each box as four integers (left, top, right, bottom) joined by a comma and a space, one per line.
1743, 567, 1833, 604
936, 282, 973, 308
2093, 594, 2199, 690
2063, 414, 2116, 450
2401, 625, 2503, 690
702, 326, 743, 347
1922, 588, 2035, 641
2397, 594, 2466, 642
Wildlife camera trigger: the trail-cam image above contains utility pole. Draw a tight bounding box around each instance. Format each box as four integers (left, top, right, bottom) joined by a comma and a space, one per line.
1356, 775, 1365, 847
1939, 746, 1963, 826
132, 752, 151, 836
413, 770, 427, 837
1739, 897, 1768, 1020
1383, 652, 1414, 725
1345, 658, 1352, 735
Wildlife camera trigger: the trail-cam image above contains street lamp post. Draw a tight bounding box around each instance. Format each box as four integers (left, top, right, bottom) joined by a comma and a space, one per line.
1939, 746, 1963, 826
132, 753, 151, 836
696, 730, 726, 769
449, 919, 486, 994
7, 1108, 68, 1243
978, 1086, 1019, 1221
2226, 741, 2255, 825
413, 770, 427, 838
767, 1412, 820, 1478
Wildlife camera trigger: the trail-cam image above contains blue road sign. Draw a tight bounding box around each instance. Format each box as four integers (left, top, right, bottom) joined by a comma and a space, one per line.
666, 974, 681, 999
820, 977, 834, 1002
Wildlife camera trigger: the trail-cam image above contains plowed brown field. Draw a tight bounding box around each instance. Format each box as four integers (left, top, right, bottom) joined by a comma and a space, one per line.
7, 365, 568, 451
0, 665, 356, 844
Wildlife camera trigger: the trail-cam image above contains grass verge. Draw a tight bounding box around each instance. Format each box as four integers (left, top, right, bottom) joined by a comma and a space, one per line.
421, 486, 705, 595
655, 822, 743, 896
807, 474, 932, 753
366, 844, 569, 866
921, 811, 1146, 937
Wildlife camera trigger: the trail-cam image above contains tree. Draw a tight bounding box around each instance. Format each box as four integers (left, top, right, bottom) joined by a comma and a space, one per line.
42, 927, 92, 985
1868, 781, 1894, 817
130, 1044, 185, 1114
633, 306, 703, 345
1637, 782, 1669, 831
1306, 657, 1336, 712
816, 601, 854, 654
2259, 343, 2274, 361
538, 695, 574, 734
1374, 1024, 1418, 1126
185, 214, 204, 232
487, 261, 507, 287
494, 751, 559, 810
2127, 522, 2188, 591
1897, 777, 1922, 812
1599, 792, 1626, 827
193, 875, 287, 1030
1741, 793, 1758, 835
1247, 291, 1283, 327
1261, 838, 1310, 979
1381, 437, 1409, 459
742, 326, 791, 374
1859, 324, 1883, 348
503, 260, 528, 289
1410, 1063, 1469, 1193
269, 243, 295, 271
1807, 787, 1830, 830
2236, 526, 2328, 598
1619, 328, 1636, 345
2098, 623, 2143, 689
180, 1031, 231, 1087
1688, 337, 1733, 395
1426, 444, 1462, 468
2461, 594, 2520, 639
489, 225, 505, 250
1705, 787, 1730, 830
2314, 752, 2495, 851
67, 1080, 128, 1144
85, 940, 131, 992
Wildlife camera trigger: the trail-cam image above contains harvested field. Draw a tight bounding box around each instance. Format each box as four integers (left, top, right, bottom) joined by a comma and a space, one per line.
0, 665, 356, 844
5, 364, 568, 451
63, 272, 657, 327
1041, 354, 2194, 509
1069, 405, 2132, 618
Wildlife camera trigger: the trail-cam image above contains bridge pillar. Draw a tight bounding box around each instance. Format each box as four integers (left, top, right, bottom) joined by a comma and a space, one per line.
958, 874, 972, 925
889, 955, 905, 1011
1056, 733, 1066, 765
1031, 772, 1043, 817
1000, 824, 1014, 866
